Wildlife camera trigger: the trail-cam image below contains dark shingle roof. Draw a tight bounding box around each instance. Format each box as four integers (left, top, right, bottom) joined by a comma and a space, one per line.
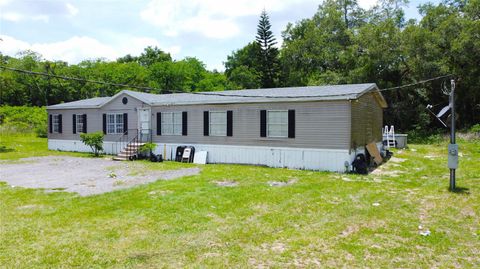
48, 83, 382, 109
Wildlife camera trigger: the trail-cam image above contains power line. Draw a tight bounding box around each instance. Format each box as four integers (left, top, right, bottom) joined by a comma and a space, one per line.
191, 74, 453, 99
0, 65, 164, 93
377, 74, 453, 92
0, 65, 453, 99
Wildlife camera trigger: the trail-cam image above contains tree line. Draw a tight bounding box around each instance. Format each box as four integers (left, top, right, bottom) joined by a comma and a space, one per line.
225, 0, 479, 132
0, 0, 478, 133
0, 47, 232, 107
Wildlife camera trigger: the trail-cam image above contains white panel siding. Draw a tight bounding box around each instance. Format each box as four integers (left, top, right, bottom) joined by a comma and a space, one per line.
49, 140, 352, 172
48, 139, 117, 154
153, 143, 350, 172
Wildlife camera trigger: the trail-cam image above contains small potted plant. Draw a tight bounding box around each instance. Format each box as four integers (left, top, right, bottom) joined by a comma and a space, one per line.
138, 142, 156, 160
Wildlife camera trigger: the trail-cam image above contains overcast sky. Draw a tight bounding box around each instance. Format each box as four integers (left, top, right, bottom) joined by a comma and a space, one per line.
0, 0, 437, 71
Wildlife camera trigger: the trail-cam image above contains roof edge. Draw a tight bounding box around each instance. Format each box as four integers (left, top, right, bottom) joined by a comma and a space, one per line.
356, 84, 388, 108
99, 90, 151, 108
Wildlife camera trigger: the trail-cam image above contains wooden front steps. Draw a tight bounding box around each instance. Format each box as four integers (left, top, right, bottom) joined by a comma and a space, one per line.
112, 142, 145, 161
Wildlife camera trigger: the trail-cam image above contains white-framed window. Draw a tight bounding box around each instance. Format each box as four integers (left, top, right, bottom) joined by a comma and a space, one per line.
161, 112, 182, 135
76, 115, 84, 133
107, 113, 124, 134
210, 111, 227, 136
52, 114, 60, 133
267, 110, 288, 138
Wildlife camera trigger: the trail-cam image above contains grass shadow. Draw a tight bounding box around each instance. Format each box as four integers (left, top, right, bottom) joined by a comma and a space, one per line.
0, 145, 15, 153
449, 186, 470, 194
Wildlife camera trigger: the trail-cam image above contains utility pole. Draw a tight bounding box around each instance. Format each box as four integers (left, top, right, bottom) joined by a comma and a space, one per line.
448, 79, 458, 191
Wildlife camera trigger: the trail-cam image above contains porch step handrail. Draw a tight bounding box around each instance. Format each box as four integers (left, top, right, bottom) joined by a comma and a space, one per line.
110, 129, 139, 156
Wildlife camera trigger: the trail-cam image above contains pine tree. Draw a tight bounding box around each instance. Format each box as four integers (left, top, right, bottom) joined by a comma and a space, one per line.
255, 10, 279, 88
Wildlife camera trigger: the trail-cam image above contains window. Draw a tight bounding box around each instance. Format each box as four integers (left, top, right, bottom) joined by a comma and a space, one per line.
76, 115, 84, 133
267, 110, 288, 138
161, 112, 182, 135
209, 111, 227, 136
107, 113, 124, 134
52, 114, 60, 133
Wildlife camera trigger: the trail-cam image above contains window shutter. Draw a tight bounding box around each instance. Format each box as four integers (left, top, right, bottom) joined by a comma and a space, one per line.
156, 112, 161, 135
226, 110, 233, 137
72, 114, 76, 134
49, 115, 52, 133
182, 111, 188, 136
203, 111, 209, 136
102, 114, 107, 134
58, 114, 62, 133
288, 110, 295, 138
123, 113, 128, 135
83, 114, 87, 133
260, 110, 267, 137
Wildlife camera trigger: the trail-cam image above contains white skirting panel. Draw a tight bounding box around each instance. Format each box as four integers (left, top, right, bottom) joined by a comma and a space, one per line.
48, 140, 352, 172
48, 139, 117, 154
153, 143, 351, 172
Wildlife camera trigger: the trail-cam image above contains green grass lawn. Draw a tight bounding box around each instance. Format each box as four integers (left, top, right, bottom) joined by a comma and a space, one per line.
1, 134, 479, 268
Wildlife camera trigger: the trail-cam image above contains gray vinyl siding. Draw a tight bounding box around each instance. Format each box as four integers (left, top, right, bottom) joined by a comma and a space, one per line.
47, 93, 149, 141
350, 93, 383, 148
151, 101, 351, 150
48, 94, 368, 150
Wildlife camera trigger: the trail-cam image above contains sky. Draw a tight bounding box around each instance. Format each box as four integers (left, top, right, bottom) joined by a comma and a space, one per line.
0, 0, 437, 71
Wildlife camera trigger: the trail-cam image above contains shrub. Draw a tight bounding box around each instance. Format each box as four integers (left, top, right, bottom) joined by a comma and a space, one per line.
407, 129, 445, 144
34, 125, 48, 138
471, 124, 480, 135
0, 145, 14, 153
139, 142, 157, 155
80, 132, 104, 156
0, 106, 47, 136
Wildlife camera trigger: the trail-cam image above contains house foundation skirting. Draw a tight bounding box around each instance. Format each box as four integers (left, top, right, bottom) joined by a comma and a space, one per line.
48, 139, 353, 172
153, 143, 351, 172
48, 139, 117, 155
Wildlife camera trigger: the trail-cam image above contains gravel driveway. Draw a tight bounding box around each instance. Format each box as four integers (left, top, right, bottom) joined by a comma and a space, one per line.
0, 156, 201, 196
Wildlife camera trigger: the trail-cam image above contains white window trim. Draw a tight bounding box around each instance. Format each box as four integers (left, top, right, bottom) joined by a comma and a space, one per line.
106, 113, 124, 134
267, 110, 288, 138
52, 114, 60, 133
76, 114, 84, 133
209, 111, 227, 137
161, 111, 182, 136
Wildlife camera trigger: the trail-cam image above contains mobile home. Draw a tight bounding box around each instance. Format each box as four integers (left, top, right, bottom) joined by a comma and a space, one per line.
47, 84, 387, 172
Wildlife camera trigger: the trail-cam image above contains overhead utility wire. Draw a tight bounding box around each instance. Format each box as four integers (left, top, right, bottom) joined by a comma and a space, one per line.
0, 65, 452, 99
0, 66, 159, 92
376, 74, 453, 92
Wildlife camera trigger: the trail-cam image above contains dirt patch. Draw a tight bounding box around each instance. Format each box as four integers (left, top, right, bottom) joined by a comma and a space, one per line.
370, 169, 404, 177
268, 178, 298, 187
389, 157, 406, 163
260, 242, 287, 253
214, 180, 238, 187
0, 156, 201, 196
339, 220, 386, 238
370, 156, 406, 177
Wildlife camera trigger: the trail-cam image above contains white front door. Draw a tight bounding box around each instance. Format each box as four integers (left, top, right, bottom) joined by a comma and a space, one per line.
138, 108, 151, 138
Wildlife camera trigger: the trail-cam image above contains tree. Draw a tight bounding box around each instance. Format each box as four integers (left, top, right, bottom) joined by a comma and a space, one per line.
80, 132, 104, 156
255, 10, 280, 88
117, 54, 137, 63
137, 46, 172, 66
197, 71, 230, 91
280, 0, 355, 86
224, 42, 262, 89
227, 65, 261, 89
338, 0, 366, 28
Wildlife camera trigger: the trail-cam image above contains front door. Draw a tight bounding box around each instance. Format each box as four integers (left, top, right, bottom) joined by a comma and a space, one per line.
138, 107, 151, 142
